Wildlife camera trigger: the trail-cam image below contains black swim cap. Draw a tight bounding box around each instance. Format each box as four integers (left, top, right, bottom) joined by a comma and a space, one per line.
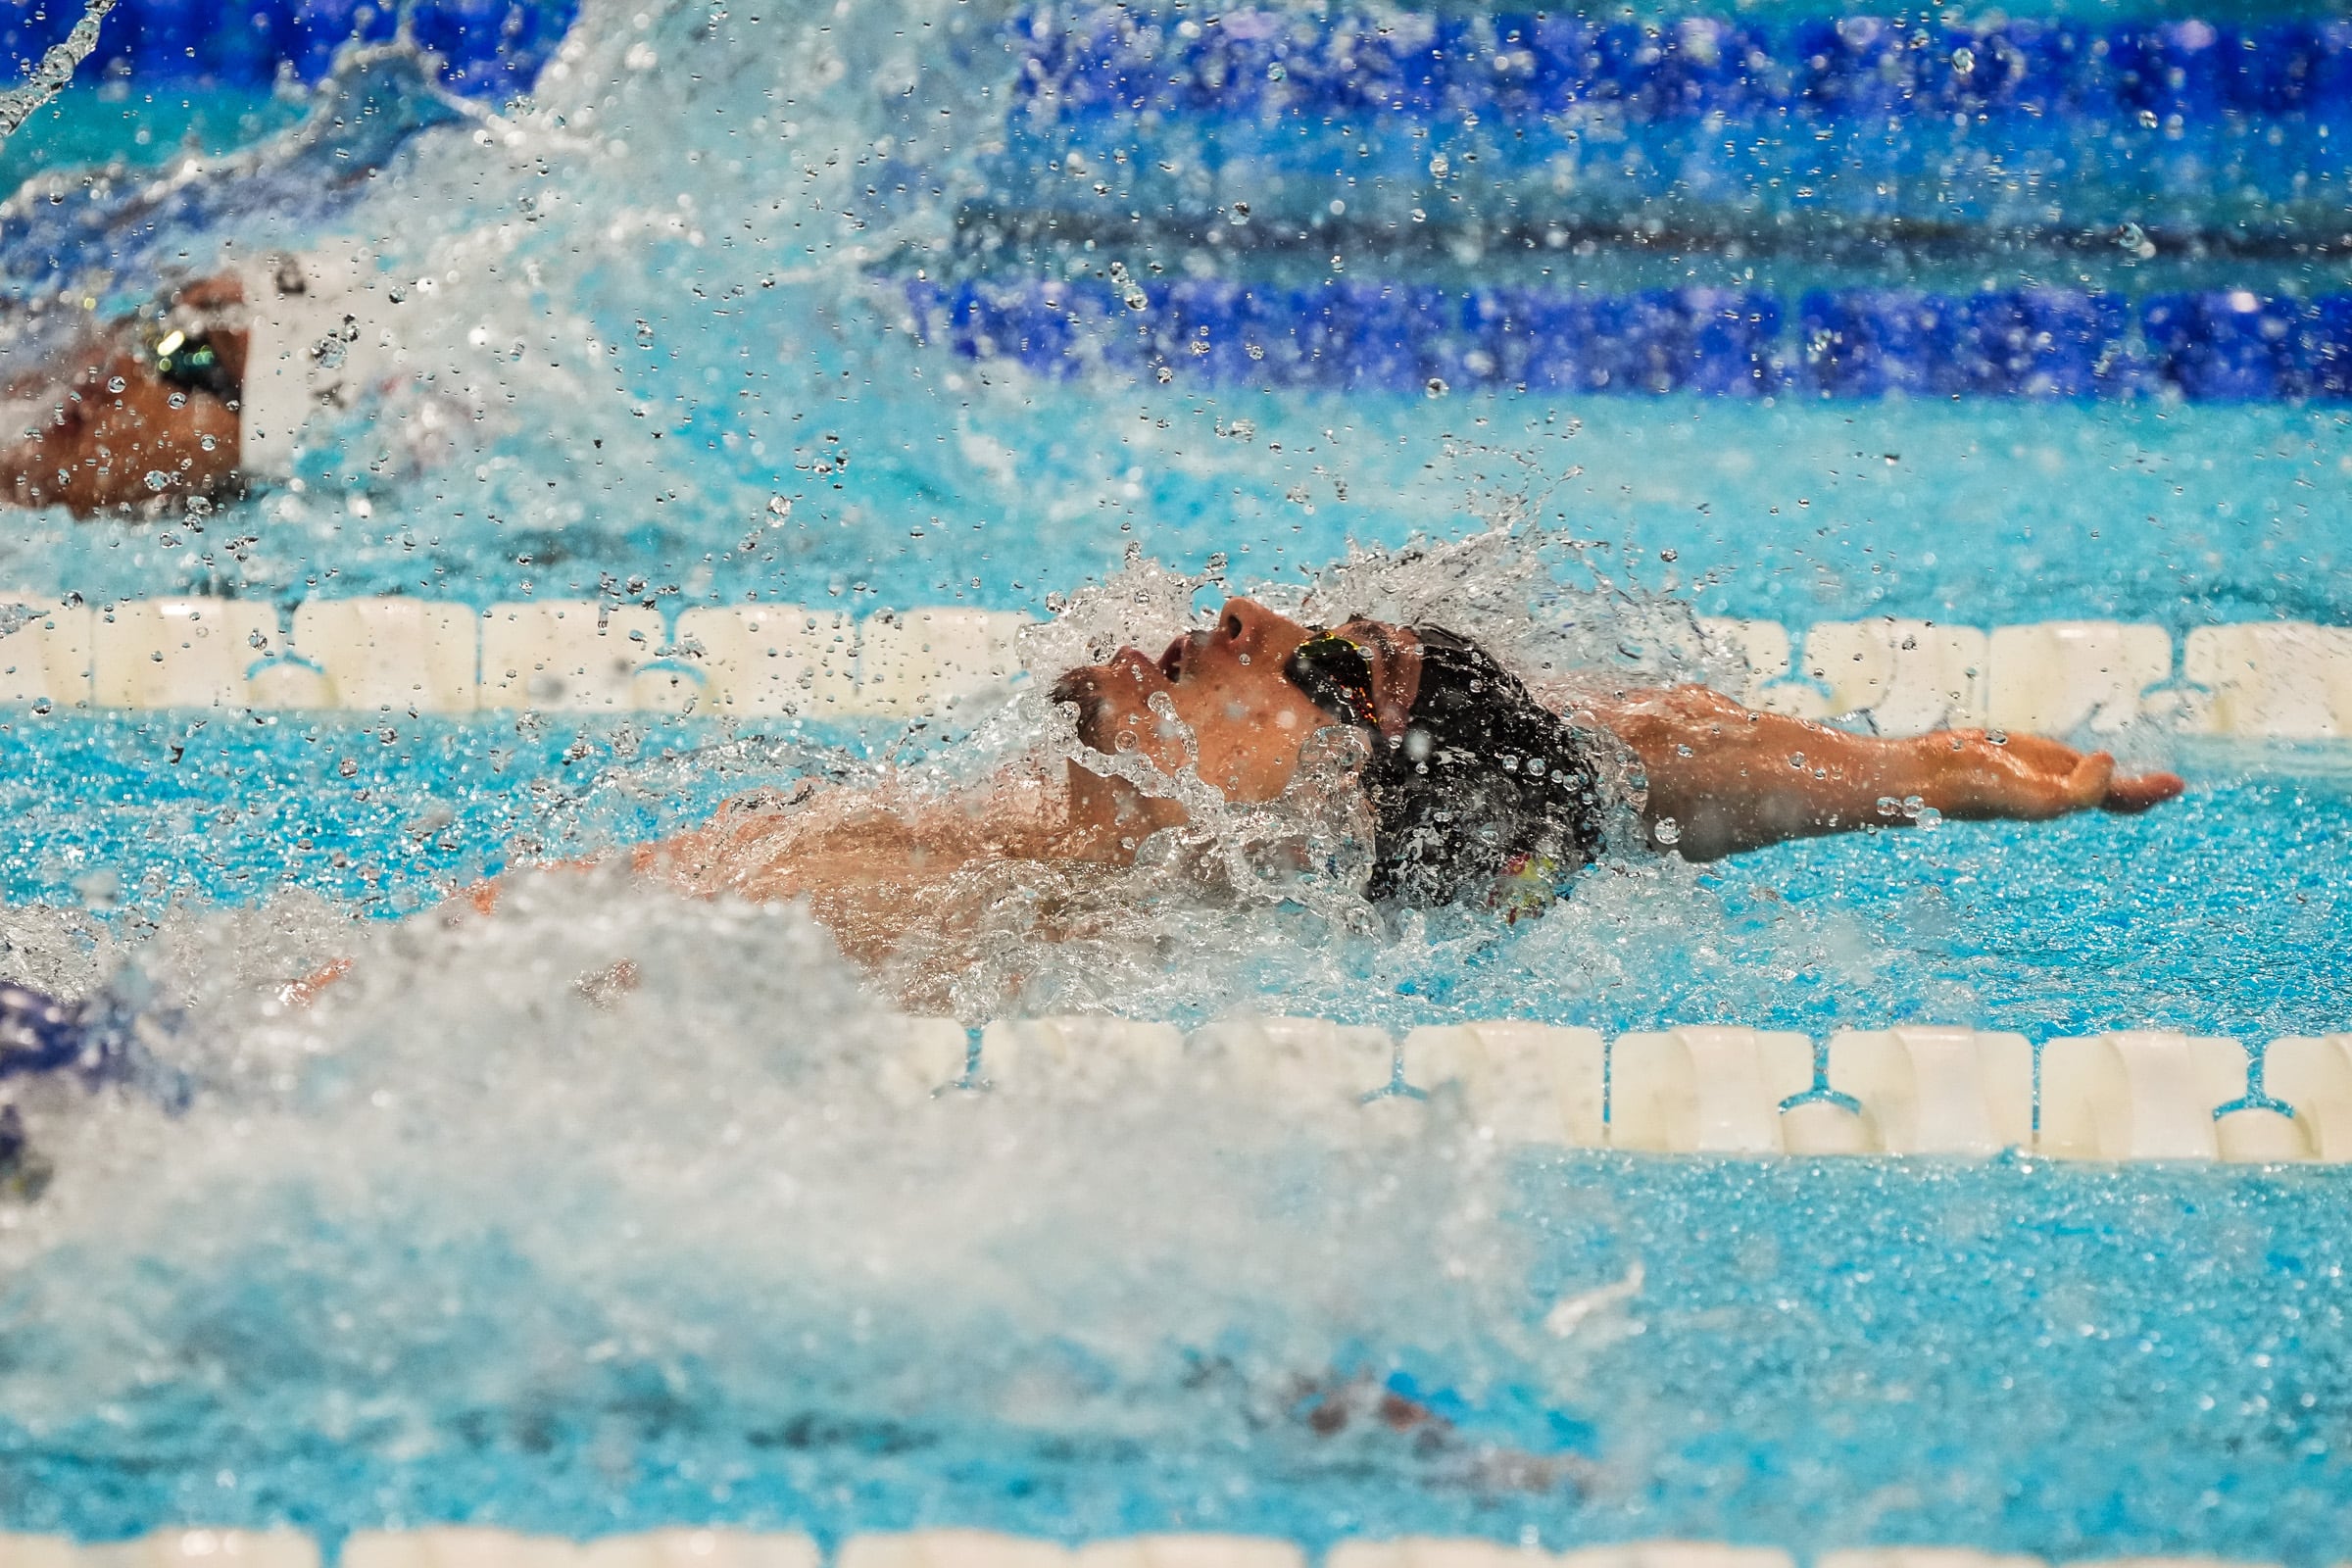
1285, 625, 1605, 907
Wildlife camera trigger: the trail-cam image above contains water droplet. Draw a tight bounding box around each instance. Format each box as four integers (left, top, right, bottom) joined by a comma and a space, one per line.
1653, 817, 1682, 846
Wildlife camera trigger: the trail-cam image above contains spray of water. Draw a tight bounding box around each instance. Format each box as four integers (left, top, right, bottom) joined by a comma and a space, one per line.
0, 0, 117, 145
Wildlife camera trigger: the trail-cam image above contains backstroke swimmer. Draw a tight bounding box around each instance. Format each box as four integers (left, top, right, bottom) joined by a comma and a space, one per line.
610, 596, 2182, 960
0, 598, 2183, 1471
1, 594, 2183, 1040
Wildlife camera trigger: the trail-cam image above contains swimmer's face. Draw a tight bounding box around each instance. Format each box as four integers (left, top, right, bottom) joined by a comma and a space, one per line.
1054, 597, 1337, 805
0, 274, 248, 517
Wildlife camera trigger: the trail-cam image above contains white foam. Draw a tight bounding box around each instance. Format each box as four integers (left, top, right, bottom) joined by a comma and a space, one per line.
871, 1015, 972, 1104
980, 1015, 1186, 1095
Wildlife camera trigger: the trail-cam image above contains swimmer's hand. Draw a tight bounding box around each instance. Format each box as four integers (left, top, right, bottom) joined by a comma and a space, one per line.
2096, 762, 2187, 814
1932, 731, 2185, 820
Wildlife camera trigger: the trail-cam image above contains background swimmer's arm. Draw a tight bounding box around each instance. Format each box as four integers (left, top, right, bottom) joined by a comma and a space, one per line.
1580, 686, 2185, 862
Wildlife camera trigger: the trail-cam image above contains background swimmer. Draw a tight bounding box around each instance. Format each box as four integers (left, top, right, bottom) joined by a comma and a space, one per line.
0, 247, 421, 514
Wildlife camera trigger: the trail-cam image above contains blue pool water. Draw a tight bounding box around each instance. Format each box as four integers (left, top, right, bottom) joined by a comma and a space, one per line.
1, 714, 2347, 1044
3, 1112, 2352, 1561
6, 0, 2352, 1554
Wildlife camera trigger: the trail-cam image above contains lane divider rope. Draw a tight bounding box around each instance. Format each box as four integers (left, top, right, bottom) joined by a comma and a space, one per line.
0, 597, 2346, 739
906, 279, 2352, 404
874, 1016, 2352, 1164
0, 1524, 2328, 1567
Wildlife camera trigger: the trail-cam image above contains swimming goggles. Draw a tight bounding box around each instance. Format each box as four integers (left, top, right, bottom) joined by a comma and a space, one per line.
142, 323, 238, 403
1282, 631, 1378, 727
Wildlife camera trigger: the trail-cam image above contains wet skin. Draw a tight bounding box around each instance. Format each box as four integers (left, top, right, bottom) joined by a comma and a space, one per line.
327, 599, 2186, 1004
0, 275, 248, 516
589, 592, 2191, 991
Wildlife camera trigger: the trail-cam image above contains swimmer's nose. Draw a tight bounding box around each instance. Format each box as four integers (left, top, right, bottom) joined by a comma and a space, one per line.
1214, 598, 1310, 662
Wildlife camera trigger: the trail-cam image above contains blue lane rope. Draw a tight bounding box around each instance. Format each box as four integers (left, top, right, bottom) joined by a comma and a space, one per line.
1010, 10, 2352, 127
906, 278, 2352, 403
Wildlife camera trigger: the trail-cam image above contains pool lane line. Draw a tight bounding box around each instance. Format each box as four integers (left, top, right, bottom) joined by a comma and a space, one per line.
935, 1018, 2347, 1164
0, 1523, 2328, 1567
905, 280, 2352, 405
1, 600, 2346, 741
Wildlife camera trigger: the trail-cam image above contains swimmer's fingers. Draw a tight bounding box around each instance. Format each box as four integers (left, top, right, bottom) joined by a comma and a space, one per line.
2101, 768, 2185, 814
2056, 749, 2116, 813
2012, 738, 2181, 815
2001, 740, 2181, 816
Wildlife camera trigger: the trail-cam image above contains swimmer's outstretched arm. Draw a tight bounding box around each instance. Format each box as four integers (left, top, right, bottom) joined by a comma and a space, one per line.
1579, 686, 2184, 862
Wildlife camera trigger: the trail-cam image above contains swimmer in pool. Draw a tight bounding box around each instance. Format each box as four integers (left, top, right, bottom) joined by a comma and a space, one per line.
0, 597, 2183, 1188
1, 247, 416, 515
617, 597, 2184, 963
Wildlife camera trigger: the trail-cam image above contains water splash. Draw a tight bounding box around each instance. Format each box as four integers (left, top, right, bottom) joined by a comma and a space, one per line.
0, 869, 1623, 1519
0, 0, 117, 146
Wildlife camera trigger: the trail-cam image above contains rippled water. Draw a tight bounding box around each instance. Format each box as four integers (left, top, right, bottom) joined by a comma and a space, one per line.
4, 0, 2352, 1551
